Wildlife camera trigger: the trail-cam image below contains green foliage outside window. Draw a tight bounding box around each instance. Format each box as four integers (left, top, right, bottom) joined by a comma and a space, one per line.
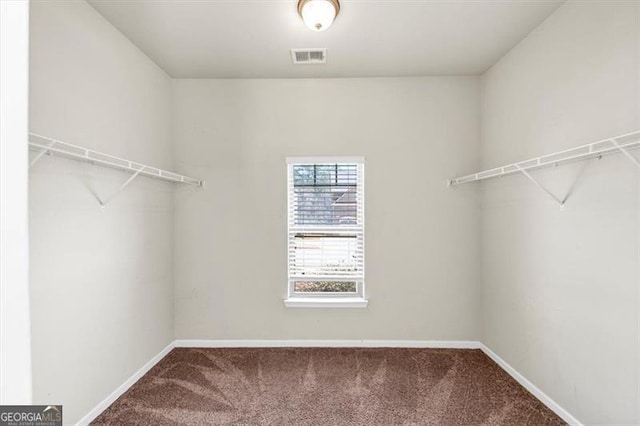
294, 281, 356, 293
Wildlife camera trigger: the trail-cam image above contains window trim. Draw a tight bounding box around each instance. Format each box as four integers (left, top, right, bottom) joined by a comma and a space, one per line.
284, 297, 369, 308
285, 156, 367, 308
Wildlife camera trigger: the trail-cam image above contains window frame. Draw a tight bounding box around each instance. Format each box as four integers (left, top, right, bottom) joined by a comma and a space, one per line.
285, 156, 367, 308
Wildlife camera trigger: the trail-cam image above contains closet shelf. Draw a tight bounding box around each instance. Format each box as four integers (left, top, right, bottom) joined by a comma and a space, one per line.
448, 130, 640, 187
29, 133, 204, 187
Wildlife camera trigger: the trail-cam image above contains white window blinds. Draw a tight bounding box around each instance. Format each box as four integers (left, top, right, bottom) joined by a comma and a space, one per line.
287, 158, 364, 296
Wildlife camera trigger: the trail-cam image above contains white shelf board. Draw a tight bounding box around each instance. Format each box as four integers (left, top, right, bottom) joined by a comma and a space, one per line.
29, 133, 203, 186
449, 130, 640, 186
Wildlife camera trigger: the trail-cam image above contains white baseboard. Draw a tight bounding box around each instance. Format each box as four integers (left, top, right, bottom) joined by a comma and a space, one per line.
75, 341, 175, 426
480, 344, 582, 426
174, 339, 482, 349
76, 339, 581, 426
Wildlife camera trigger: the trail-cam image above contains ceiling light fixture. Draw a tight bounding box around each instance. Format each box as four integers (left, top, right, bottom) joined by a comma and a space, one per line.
297, 0, 340, 32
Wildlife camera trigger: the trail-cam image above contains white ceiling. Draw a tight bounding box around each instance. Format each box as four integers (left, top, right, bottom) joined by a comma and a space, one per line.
88, 0, 564, 78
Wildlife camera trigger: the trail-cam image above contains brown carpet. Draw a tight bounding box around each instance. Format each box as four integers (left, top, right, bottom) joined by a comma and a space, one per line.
92, 348, 565, 425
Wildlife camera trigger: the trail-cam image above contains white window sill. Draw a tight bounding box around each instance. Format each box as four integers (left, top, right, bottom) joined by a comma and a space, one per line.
284, 297, 369, 308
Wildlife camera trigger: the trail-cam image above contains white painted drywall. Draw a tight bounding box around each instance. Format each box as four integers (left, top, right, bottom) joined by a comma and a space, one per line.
0, 0, 33, 405
480, 1, 639, 424
172, 77, 481, 341
29, 1, 174, 423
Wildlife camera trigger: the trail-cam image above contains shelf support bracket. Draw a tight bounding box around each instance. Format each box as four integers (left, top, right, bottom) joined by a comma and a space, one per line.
515, 164, 565, 209
29, 140, 56, 168
611, 140, 640, 168
97, 167, 144, 208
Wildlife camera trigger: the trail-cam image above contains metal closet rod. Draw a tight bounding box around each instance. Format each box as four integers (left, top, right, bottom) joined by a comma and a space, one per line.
448, 130, 640, 187
28, 133, 204, 187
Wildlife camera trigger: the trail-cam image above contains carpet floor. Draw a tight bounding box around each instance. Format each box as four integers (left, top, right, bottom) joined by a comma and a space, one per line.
92, 348, 565, 425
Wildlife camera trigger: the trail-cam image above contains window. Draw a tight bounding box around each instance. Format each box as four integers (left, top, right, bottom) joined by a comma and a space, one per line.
285, 157, 366, 308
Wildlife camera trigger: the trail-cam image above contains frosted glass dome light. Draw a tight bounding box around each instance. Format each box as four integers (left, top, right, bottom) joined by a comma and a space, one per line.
298, 0, 340, 32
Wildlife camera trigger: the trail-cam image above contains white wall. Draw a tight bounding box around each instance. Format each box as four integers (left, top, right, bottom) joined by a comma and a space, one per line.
172, 77, 481, 341
480, 1, 639, 424
29, 1, 174, 423
0, 0, 32, 405
26, 1, 638, 424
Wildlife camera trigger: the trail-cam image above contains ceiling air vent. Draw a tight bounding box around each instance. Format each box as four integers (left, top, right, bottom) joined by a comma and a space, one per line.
291, 48, 327, 65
